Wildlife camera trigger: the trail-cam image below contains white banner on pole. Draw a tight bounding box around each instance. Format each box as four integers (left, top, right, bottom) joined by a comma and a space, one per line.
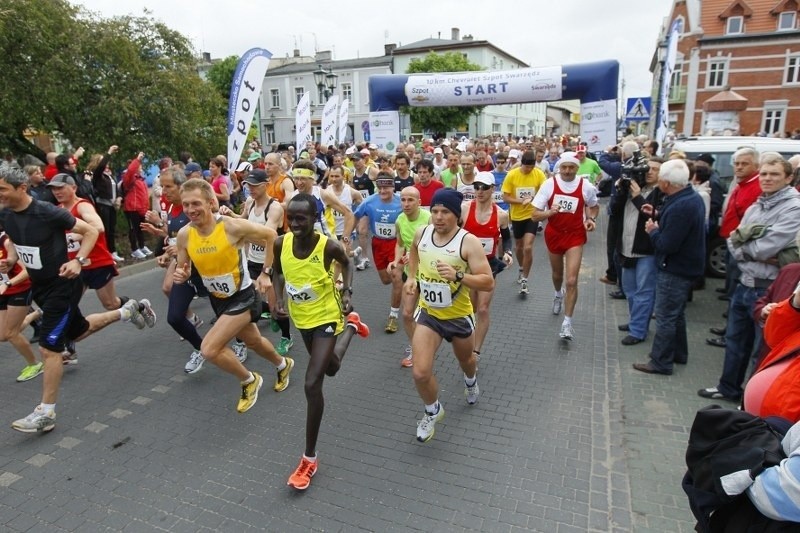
368, 111, 400, 153
226, 48, 272, 170
338, 99, 350, 144
580, 99, 617, 154
321, 95, 339, 148
296, 92, 311, 151
656, 19, 682, 153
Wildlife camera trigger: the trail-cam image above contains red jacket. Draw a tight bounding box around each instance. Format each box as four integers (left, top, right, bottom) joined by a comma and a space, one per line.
122, 159, 149, 215
719, 172, 761, 238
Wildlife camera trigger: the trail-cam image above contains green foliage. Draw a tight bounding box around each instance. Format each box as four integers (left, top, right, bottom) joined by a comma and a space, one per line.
403, 52, 485, 136
0, 0, 226, 164
206, 56, 239, 103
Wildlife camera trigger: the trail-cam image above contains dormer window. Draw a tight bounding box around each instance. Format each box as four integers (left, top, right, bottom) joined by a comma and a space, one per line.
726, 16, 744, 34
778, 11, 797, 30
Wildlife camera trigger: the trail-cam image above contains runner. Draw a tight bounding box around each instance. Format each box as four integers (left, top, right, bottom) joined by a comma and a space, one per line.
531, 152, 600, 340
289, 160, 355, 243
0, 165, 153, 433
404, 189, 494, 442
354, 173, 404, 333
173, 178, 294, 413
388, 186, 431, 367
273, 193, 370, 491
413, 159, 444, 208
460, 172, 513, 361
501, 150, 547, 295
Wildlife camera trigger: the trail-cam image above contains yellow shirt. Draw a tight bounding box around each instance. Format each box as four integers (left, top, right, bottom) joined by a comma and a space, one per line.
416, 226, 472, 319
501, 167, 547, 221
281, 232, 343, 332
187, 218, 251, 299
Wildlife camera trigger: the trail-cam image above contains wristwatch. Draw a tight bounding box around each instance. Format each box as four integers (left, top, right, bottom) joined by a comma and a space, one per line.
342, 286, 353, 294
455, 271, 464, 282
262, 266, 274, 276
588, 216, 597, 222
76, 256, 89, 267
3, 280, 12, 287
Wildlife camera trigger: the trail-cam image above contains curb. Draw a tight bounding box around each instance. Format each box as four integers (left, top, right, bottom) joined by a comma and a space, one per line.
116, 258, 159, 280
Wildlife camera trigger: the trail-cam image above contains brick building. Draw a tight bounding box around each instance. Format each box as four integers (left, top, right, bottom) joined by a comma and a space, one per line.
652, 0, 800, 137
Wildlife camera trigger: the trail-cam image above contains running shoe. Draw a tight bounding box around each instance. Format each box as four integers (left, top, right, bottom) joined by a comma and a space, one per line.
141, 246, 154, 257
347, 312, 370, 337
232, 341, 248, 363
287, 456, 318, 491
237, 372, 263, 413
385, 315, 398, 333
519, 279, 529, 295
552, 293, 563, 315
122, 299, 145, 329
139, 299, 157, 328
184, 350, 204, 374
12, 406, 55, 433
62, 341, 77, 365
416, 406, 445, 443
351, 245, 362, 260
131, 249, 146, 260
517, 270, 524, 284
465, 380, 480, 405
277, 337, 294, 356
189, 313, 204, 329
274, 357, 295, 392
16, 362, 44, 382
401, 346, 413, 368
111, 252, 125, 263
559, 322, 575, 341
260, 311, 271, 321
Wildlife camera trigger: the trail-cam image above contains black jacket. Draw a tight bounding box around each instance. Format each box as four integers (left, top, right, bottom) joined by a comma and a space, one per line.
610, 185, 666, 257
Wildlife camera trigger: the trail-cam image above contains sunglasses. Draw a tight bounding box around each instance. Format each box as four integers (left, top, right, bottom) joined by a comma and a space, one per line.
474, 184, 493, 191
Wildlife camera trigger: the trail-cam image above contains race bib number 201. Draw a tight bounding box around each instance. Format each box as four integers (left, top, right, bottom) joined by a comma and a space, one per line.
419, 280, 452, 308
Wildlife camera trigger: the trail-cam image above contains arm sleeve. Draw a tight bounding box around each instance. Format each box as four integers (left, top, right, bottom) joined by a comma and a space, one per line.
746, 423, 800, 522
531, 180, 553, 211
738, 205, 800, 261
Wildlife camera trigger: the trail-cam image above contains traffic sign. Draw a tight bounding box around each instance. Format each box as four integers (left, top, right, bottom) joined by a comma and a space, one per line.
625, 97, 651, 122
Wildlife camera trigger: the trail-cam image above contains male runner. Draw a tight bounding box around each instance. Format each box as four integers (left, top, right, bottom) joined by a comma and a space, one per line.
531, 152, 600, 340
273, 193, 370, 491
404, 189, 494, 442
173, 178, 294, 412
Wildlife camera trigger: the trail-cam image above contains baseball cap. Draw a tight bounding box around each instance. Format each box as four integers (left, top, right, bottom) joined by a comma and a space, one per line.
696, 153, 715, 165
508, 149, 521, 159
345, 146, 356, 155
185, 162, 203, 176
350, 152, 363, 160
247, 152, 263, 162
235, 161, 253, 173
474, 172, 495, 187
433, 147, 443, 155
360, 148, 371, 156
243, 169, 268, 185
368, 143, 378, 150
47, 173, 76, 187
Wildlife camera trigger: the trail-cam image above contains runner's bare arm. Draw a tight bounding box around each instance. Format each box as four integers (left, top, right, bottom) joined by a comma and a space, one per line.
70, 217, 99, 261
322, 189, 355, 239
272, 235, 287, 316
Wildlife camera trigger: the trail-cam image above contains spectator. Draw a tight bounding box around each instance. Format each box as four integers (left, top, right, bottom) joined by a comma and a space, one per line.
122, 152, 152, 260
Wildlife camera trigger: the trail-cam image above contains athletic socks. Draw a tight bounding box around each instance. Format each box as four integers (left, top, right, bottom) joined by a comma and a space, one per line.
425, 401, 441, 416
389, 307, 400, 318
277, 358, 287, 371
464, 375, 477, 387
241, 372, 255, 385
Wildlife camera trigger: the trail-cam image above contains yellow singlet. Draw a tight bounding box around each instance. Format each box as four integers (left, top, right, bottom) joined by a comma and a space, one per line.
416, 225, 473, 319
187, 218, 251, 299
281, 232, 343, 333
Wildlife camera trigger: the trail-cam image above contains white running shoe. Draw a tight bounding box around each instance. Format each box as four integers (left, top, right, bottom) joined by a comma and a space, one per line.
552, 294, 563, 315
559, 322, 575, 341
233, 341, 248, 363
141, 246, 154, 257
189, 313, 204, 329
12, 406, 55, 433
184, 350, 205, 374
111, 252, 125, 263
122, 299, 145, 329
131, 249, 146, 260
139, 299, 157, 328
352, 245, 362, 260
465, 380, 480, 405
519, 279, 529, 295
416, 406, 445, 443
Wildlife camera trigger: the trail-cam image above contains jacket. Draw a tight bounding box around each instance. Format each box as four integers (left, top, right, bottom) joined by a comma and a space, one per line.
649, 185, 706, 279
610, 184, 666, 257
122, 159, 149, 215
728, 186, 800, 287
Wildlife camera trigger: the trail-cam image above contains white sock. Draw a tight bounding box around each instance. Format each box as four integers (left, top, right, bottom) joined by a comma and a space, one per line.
241, 372, 255, 385
304, 454, 317, 463
389, 307, 400, 318
277, 358, 287, 371
119, 307, 131, 321
425, 401, 440, 415
464, 374, 477, 386
563, 316, 572, 326
555, 290, 563, 298
40, 403, 56, 414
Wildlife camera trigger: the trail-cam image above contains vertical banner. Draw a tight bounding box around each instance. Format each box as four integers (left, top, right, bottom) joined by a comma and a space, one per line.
655, 19, 682, 153
580, 99, 617, 153
321, 95, 339, 148
295, 92, 311, 151
338, 99, 350, 144
368, 111, 400, 153
227, 47, 272, 171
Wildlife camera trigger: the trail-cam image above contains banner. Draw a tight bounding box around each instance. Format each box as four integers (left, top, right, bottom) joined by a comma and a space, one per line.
580, 99, 617, 153
227, 48, 272, 171
368, 111, 400, 153
338, 99, 349, 144
321, 95, 339, 148
403, 66, 562, 107
655, 19, 682, 154
295, 92, 311, 151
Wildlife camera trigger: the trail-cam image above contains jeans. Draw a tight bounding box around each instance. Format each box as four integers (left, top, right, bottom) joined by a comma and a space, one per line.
96, 204, 117, 253
717, 284, 766, 399
621, 255, 657, 340
649, 270, 693, 373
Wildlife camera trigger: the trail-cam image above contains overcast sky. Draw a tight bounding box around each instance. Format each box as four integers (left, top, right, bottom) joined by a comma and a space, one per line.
74, 0, 673, 103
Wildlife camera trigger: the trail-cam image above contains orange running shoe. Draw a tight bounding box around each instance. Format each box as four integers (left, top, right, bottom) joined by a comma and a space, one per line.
287, 456, 318, 490
346, 312, 370, 338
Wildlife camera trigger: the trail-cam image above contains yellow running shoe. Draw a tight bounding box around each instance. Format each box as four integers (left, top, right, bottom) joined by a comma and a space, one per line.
385, 315, 398, 333
237, 372, 263, 413
274, 357, 294, 392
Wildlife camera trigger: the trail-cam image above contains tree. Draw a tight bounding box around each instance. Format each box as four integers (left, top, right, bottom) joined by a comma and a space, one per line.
206, 56, 239, 104
402, 52, 485, 137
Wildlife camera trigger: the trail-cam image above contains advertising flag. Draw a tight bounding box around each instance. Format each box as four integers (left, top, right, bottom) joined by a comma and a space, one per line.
655, 19, 682, 153
321, 95, 339, 147
296, 92, 312, 151
227, 48, 272, 170
338, 99, 350, 143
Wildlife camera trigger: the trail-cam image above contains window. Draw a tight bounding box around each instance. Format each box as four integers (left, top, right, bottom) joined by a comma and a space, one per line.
669, 68, 683, 100
491, 122, 501, 134
707, 60, 727, 88
270, 89, 280, 109
341, 82, 352, 103
726, 16, 744, 34
778, 11, 796, 31
762, 101, 788, 134
317, 85, 327, 105
786, 55, 800, 84
294, 87, 305, 106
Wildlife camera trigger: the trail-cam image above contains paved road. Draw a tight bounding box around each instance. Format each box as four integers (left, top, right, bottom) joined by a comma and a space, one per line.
0, 213, 731, 532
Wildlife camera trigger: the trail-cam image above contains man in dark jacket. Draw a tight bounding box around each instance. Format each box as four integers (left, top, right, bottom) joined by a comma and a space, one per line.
633, 159, 706, 375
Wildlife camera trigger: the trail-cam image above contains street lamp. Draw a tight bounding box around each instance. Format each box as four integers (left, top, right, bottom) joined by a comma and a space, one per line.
313, 64, 338, 100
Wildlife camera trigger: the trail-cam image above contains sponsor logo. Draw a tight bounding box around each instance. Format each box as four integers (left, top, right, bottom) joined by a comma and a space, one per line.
310, 255, 321, 264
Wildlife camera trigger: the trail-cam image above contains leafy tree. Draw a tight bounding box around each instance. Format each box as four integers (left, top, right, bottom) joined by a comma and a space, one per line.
403, 52, 484, 137
206, 55, 239, 104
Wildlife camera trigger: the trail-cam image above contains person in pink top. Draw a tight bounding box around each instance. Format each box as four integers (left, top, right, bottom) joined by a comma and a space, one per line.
208, 157, 231, 208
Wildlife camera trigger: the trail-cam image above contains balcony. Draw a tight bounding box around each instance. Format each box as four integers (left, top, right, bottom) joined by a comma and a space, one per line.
668, 86, 687, 104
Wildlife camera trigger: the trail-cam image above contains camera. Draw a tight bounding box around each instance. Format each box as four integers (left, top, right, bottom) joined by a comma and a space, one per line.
620, 150, 649, 188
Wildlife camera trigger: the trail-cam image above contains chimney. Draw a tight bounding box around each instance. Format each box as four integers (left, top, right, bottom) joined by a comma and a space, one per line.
384, 43, 397, 56
315, 50, 332, 62
202, 52, 211, 62
293, 48, 300, 58
462, 34, 474, 41
451, 27, 460, 41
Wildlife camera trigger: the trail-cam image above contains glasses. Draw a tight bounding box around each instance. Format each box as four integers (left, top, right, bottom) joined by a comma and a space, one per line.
474, 184, 493, 191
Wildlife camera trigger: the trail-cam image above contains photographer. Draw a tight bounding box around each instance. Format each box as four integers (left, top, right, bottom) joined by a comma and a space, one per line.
610, 156, 665, 345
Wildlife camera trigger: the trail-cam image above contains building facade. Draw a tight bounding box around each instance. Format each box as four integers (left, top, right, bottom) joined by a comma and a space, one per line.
653, 0, 800, 137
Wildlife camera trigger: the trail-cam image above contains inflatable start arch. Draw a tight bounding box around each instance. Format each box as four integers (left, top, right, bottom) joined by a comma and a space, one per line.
367, 59, 619, 151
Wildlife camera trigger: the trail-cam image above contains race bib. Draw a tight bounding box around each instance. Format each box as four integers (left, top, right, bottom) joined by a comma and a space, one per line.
286, 282, 319, 304
553, 194, 579, 214
359, 189, 370, 200
66, 233, 81, 253
374, 222, 396, 239
462, 190, 475, 201
419, 280, 452, 308
479, 238, 494, 254
493, 191, 504, 204
516, 187, 535, 200
160, 211, 168, 222
201, 273, 237, 297
249, 243, 265, 254
167, 237, 178, 246
14, 245, 42, 270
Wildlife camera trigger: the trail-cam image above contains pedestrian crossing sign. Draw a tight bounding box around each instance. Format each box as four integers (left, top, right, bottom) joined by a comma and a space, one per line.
625, 97, 651, 122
